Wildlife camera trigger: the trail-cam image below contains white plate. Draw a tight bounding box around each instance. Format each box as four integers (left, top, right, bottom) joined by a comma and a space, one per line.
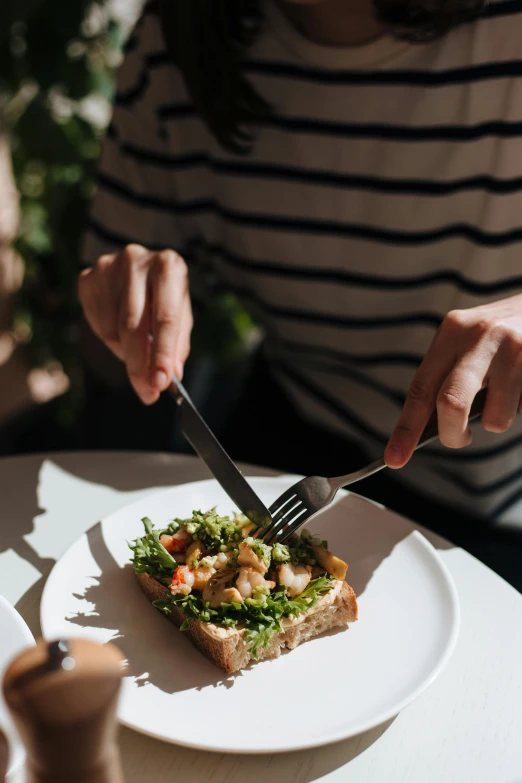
0, 595, 35, 776
40, 476, 460, 754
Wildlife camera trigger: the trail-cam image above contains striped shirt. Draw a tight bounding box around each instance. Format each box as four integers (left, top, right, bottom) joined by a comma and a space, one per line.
84, 0, 522, 523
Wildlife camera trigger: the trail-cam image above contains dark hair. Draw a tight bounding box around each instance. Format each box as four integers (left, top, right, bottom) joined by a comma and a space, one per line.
159, 0, 487, 153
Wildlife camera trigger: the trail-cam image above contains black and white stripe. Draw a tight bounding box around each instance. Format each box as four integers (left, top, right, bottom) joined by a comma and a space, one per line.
84, 0, 522, 520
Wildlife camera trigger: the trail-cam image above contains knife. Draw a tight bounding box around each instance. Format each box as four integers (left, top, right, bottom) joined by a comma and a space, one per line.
170, 374, 272, 529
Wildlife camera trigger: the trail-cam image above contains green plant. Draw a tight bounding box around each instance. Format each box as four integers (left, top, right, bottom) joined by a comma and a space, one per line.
0, 0, 126, 384
0, 0, 256, 428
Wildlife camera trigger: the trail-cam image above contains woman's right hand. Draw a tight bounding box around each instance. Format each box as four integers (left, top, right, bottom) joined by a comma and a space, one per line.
78, 244, 193, 404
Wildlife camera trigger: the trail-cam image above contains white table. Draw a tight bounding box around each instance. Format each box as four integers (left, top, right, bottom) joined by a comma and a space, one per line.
1, 451, 522, 783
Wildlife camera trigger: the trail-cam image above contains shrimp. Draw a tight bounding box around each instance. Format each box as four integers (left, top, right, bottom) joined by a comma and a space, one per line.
170, 565, 195, 596
160, 528, 192, 554
170, 563, 215, 595
237, 542, 267, 573
214, 551, 234, 570
277, 563, 312, 598
185, 539, 204, 564
241, 521, 256, 538
236, 567, 276, 599
191, 566, 215, 591
203, 569, 243, 608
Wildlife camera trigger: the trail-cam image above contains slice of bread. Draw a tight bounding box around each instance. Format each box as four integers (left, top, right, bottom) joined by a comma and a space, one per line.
136, 571, 358, 673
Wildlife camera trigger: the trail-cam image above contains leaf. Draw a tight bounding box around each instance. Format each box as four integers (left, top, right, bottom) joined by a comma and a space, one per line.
154, 573, 335, 659
129, 518, 178, 582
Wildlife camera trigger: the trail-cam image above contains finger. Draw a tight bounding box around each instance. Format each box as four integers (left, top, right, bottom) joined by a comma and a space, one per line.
385, 326, 457, 468
79, 261, 123, 361
436, 357, 491, 448
118, 251, 156, 404
174, 297, 193, 380
150, 250, 189, 391
482, 336, 522, 433
98, 270, 123, 356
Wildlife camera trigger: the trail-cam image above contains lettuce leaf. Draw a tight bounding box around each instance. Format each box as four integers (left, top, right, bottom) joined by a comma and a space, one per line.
153, 574, 334, 659
128, 517, 177, 583
130, 516, 337, 659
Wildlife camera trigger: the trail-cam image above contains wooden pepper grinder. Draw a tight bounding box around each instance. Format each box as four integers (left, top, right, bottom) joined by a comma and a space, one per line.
3, 638, 125, 783
0, 728, 8, 782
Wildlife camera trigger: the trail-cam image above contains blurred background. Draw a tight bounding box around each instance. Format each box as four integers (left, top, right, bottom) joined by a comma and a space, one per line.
0, 0, 257, 457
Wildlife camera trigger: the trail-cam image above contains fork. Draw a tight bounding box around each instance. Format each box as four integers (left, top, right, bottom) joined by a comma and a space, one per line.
256, 388, 488, 544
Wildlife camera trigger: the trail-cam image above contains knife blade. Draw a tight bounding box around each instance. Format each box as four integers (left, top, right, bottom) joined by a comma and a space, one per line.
170, 374, 272, 529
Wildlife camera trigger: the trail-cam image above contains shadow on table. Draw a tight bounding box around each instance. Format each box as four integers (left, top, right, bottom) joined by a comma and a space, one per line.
1, 450, 219, 584
118, 717, 397, 783
1, 452, 455, 646
0, 456, 55, 577
0, 450, 453, 598
40, 450, 218, 493
0, 456, 56, 636
0, 453, 447, 775
1, 452, 213, 635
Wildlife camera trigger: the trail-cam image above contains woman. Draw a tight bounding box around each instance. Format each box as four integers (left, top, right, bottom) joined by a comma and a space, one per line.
79, 0, 522, 586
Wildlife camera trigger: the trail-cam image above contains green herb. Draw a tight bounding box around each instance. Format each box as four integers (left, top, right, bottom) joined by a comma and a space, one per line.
164, 520, 181, 535
179, 508, 243, 549
243, 537, 272, 568
128, 517, 178, 583
286, 536, 316, 567
271, 542, 291, 563
301, 529, 328, 549
154, 574, 334, 659
131, 514, 336, 658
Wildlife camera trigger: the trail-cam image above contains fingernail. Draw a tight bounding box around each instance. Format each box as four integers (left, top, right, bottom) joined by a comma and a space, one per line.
386, 445, 403, 467
152, 370, 168, 390
174, 361, 184, 381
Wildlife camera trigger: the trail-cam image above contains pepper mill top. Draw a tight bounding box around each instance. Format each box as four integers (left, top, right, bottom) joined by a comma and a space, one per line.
3, 638, 125, 783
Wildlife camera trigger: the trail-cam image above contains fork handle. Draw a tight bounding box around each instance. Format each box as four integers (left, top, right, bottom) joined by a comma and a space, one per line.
332, 387, 488, 490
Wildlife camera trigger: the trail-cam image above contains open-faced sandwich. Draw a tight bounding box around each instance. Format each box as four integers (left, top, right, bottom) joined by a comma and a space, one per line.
130, 509, 358, 673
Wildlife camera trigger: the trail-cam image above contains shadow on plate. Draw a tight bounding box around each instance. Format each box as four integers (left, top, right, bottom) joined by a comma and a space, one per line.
65, 490, 413, 697
66, 524, 242, 694
306, 492, 418, 597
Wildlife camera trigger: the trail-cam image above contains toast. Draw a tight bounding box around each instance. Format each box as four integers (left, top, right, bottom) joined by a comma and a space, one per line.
137, 570, 358, 673
129, 509, 358, 674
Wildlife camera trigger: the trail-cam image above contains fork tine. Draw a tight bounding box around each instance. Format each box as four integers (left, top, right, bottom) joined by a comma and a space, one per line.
268, 500, 300, 531
268, 487, 300, 517
263, 503, 309, 545
257, 486, 300, 542
257, 496, 300, 542
274, 507, 318, 544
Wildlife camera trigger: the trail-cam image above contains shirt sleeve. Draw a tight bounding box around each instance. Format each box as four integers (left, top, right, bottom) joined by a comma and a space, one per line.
82, 5, 185, 268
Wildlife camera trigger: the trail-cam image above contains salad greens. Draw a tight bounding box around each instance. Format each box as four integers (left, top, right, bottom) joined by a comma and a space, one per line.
128, 511, 335, 658
180, 508, 246, 549
130, 517, 177, 583
154, 574, 334, 658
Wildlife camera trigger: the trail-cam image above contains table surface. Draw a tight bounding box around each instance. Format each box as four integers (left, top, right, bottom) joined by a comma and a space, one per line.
1, 451, 522, 783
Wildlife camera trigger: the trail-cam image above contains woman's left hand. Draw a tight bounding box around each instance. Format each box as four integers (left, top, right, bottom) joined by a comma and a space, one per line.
385, 293, 522, 468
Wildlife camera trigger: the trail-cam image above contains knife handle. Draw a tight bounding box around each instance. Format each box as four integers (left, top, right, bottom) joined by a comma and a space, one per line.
170, 372, 187, 405
3, 638, 125, 783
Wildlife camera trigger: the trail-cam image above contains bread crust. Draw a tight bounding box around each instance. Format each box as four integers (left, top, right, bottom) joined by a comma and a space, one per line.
136, 571, 358, 673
